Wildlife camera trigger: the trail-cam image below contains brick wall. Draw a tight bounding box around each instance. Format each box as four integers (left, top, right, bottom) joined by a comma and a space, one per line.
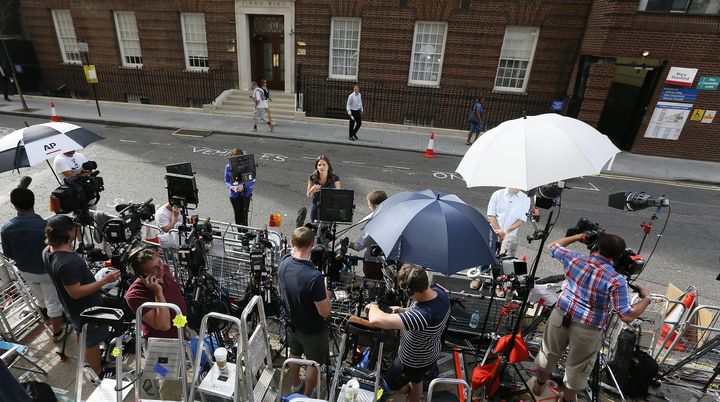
570, 0, 720, 162
19, 0, 237, 106
295, 0, 591, 119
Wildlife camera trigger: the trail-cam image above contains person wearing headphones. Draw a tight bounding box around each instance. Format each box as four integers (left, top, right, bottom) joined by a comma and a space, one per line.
124, 244, 187, 400
365, 264, 450, 402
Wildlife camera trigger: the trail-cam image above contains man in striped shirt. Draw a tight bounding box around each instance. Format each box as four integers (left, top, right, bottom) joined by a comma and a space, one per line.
533, 233, 650, 401
366, 264, 450, 402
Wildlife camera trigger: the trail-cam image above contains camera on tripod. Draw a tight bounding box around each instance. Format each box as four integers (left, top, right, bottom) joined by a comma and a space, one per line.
102, 199, 156, 245
178, 216, 214, 277
49, 161, 104, 222
566, 217, 646, 277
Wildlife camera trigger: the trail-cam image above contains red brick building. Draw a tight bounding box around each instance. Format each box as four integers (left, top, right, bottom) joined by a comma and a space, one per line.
16, 0, 720, 161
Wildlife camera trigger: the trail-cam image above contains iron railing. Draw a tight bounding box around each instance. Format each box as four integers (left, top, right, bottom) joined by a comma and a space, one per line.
300, 75, 566, 130
35, 63, 235, 108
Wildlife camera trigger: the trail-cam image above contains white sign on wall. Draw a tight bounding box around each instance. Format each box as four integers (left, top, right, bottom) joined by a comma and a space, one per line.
644, 102, 693, 140
665, 67, 698, 87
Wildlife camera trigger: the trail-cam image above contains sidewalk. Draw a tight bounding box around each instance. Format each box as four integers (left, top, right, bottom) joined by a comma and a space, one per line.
1, 95, 719, 185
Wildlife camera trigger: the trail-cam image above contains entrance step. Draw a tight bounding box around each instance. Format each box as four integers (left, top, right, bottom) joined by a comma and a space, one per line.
212, 89, 298, 120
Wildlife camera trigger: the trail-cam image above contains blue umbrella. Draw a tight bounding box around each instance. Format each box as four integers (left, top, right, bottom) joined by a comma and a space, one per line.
364, 189, 497, 276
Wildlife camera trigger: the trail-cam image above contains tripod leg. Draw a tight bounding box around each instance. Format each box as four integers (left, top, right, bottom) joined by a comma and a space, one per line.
599, 353, 626, 401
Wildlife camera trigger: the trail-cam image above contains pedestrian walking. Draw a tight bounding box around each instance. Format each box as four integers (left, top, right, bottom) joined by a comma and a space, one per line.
466, 97, 485, 145
251, 81, 273, 132
261, 79, 275, 128
306, 155, 341, 222
224, 148, 254, 227
346, 83, 363, 141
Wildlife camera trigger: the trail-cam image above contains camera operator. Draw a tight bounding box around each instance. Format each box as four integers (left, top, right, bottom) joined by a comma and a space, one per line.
365, 264, 450, 402
487, 187, 531, 258
1, 184, 67, 341
348, 190, 387, 280
124, 244, 187, 400
532, 233, 651, 401
53, 150, 89, 178
43, 215, 120, 379
278, 227, 331, 397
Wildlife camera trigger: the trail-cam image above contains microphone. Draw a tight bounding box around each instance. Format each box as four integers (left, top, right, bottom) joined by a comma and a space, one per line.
296, 207, 307, 228
18, 176, 32, 189
142, 198, 153, 206
115, 204, 130, 212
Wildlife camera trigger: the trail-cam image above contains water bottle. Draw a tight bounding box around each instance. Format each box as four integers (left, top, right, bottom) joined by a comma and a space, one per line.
469, 309, 481, 329
345, 378, 359, 402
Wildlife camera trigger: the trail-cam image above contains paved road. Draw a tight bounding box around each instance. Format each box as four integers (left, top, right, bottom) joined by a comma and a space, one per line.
1, 115, 718, 304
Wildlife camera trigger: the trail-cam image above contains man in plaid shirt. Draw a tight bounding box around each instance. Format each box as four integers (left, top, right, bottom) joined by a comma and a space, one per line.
532, 232, 651, 401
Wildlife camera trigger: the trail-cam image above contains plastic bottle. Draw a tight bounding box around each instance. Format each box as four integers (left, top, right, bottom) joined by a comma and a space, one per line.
345, 378, 359, 402
469, 309, 481, 329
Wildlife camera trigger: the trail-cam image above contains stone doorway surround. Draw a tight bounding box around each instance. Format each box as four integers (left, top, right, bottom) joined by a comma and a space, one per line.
235, 0, 296, 93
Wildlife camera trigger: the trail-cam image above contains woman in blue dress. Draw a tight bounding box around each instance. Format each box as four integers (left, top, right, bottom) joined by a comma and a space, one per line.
306, 155, 341, 222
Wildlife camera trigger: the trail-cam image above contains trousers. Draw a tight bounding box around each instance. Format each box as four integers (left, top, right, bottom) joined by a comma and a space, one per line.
229, 195, 251, 226
349, 109, 362, 137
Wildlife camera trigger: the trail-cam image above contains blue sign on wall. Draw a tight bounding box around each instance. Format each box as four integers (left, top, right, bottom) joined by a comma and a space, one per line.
550, 100, 565, 112
659, 87, 699, 102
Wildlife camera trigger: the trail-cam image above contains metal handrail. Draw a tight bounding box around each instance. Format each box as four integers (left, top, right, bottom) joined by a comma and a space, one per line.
427, 378, 472, 402
277, 358, 322, 401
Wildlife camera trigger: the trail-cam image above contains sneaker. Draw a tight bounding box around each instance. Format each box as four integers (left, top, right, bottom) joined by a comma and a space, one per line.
90, 368, 116, 385
52, 325, 72, 342
269, 123, 274, 132
251, 128, 258, 132
290, 379, 305, 394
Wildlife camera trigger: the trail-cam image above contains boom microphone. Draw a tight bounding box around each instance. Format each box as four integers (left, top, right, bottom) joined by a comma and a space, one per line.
18, 176, 32, 189
296, 207, 307, 228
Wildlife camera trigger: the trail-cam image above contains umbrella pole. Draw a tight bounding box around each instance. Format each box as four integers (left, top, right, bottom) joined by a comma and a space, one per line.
46, 160, 63, 185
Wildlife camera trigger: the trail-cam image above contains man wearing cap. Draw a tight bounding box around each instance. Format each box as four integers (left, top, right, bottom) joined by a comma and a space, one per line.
43, 215, 120, 379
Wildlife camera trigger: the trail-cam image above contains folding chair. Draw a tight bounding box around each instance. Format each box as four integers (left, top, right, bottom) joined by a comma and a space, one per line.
0, 339, 47, 375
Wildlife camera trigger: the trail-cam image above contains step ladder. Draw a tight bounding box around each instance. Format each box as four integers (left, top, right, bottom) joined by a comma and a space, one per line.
329, 317, 385, 402
240, 295, 278, 402
276, 358, 323, 401
133, 302, 189, 402
74, 306, 134, 402
426, 378, 471, 402
0, 254, 48, 341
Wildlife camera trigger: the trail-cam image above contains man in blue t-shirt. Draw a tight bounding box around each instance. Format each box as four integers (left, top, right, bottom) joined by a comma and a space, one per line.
366, 264, 450, 402
278, 227, 331, 397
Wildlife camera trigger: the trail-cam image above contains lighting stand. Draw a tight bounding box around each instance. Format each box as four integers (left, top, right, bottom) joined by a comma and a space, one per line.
588, 314, 626, 402
636, 205, 663, 255
493, 210, 554, 401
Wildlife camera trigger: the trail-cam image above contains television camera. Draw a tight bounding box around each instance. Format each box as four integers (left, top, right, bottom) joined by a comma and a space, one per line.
101, 199, 156, 245
566, 217, 646, 278
178, 215, 214, 277
49, 161, 104, 224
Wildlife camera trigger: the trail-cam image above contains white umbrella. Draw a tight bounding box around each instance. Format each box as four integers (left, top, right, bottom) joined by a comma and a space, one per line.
456, 113, 621, 191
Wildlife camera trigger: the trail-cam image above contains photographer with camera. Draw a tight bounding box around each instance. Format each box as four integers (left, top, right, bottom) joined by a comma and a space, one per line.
487, 187, 531, 258
348, 190, 387, 280
53, 150, 90, 179
43, 215, 120, 380
532, 233, 651, 401
365, 264, 450, 402
124, 244, 187, 399
278, 227, 331, 397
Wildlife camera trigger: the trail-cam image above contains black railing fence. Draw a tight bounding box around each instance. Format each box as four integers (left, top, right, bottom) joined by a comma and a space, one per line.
35, 63, 235, 107
300, 75, 566, 130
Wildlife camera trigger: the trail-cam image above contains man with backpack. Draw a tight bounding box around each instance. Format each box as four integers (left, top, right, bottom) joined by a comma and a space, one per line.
251, 80, 274, 132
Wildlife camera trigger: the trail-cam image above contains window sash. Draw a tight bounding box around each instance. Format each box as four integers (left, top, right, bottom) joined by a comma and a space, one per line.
408, 21, 447, 86
638, 0, 720, 13
114, 11, 143, 67
51, 10, 81, 64
181, 13, 209, 71
329, 18, 361, 79
493, 26, 539, 93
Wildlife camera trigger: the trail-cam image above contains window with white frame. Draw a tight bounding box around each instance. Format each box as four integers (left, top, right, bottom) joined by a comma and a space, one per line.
51, 10, 81, 64
181, 13, 209, 71
494, 26, 539, 93
409, 21, 447, 86
114, 11, 143, 67
329, 18, 361, 80
638, 0, 719, 14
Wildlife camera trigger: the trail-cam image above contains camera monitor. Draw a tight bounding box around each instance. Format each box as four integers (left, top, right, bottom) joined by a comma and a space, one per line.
165, 162, 193, 176
318, 189, 354, 223
165, 173, 199, 207
229, 154, 256, 182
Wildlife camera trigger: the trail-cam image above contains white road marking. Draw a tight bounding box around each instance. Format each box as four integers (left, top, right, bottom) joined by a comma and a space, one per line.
119, 139, 137, 143
572, 182, 600, 192
384, 165, 410, 170
341, 160, 365, 165
300, 156, 315, 160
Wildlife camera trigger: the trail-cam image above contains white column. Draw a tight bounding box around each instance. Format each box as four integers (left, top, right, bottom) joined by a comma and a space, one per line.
235, 5, 251, 91
284, 5, 295, 93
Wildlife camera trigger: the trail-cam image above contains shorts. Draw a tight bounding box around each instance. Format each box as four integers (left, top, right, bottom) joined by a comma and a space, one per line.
470, 122, 485, 133
383, 356, 435, 391
17, 271, 64, 317
71, 317, 113, 348
287, 327, 329, 365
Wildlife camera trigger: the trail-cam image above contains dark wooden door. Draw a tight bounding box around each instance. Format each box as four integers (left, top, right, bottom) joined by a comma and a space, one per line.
250, 16, 285, 90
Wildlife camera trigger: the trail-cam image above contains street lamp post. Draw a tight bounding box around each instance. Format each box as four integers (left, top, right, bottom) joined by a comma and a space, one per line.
1, 38, 29, 111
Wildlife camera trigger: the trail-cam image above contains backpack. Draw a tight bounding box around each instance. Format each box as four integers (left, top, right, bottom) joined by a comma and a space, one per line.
261, 88, 270, 101
624, 349, 659, 397
22, 381, 57, 402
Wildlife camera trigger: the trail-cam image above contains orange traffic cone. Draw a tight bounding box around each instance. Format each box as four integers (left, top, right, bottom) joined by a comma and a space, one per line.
658, 291, 696, 351
423, 132, 436, 158
274, 213, 281, 227
269, 213, 277, 227
50, 101, 61, 122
